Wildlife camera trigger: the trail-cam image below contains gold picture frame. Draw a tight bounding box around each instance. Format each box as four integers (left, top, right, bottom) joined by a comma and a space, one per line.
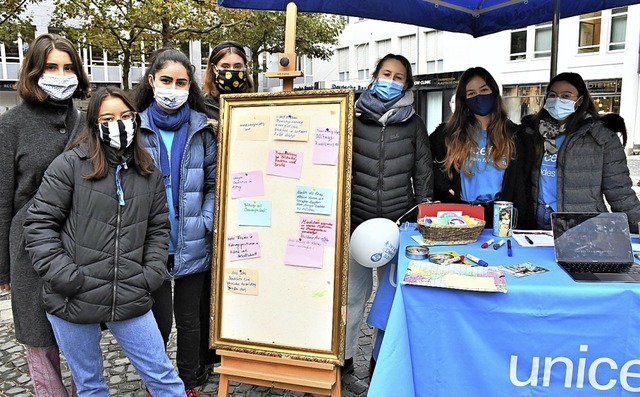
211, 89, 354, 365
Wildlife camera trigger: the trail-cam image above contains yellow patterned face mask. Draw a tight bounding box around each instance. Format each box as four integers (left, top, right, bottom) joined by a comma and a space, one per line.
215, 69, 247, 93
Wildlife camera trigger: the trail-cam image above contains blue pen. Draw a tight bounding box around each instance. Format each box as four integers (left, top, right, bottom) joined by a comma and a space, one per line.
466, 253, 489, 267
507, 239, 513, 257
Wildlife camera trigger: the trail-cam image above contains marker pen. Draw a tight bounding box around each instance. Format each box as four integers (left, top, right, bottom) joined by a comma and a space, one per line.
507, 239, 513, 257
466, 254, 489, 267
480, 238, 495, 249
493, 240, 506, 250
524, 235, 534, 245
442, 255, 465, 265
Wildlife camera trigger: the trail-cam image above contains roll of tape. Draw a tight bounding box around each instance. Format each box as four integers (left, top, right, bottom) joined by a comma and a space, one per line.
405, 245, 429, 260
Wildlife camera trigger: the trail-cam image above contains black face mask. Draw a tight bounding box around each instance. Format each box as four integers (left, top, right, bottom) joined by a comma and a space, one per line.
215, 69, 247, 93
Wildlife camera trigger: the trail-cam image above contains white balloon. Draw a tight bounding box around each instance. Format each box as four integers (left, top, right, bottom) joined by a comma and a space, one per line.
350, 218, 400, 268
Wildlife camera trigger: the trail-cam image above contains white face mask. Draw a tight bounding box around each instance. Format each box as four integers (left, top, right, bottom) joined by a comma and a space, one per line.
38, 74, 78, 101
153, 87, 189, 110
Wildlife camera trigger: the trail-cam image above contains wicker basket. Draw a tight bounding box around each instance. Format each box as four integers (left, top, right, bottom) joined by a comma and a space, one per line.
417, 218, 486, 245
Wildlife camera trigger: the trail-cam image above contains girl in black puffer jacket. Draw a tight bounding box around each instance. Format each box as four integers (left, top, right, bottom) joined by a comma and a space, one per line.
24, 87, 185, 397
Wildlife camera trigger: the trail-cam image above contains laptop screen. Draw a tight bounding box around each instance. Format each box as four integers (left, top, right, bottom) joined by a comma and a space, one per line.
551, 212, 634, 264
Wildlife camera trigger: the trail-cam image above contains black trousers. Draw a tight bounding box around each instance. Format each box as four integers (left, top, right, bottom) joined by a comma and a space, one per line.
151, 265, 206, 389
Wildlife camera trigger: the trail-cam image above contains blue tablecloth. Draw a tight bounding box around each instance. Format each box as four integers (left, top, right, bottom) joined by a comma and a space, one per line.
368, 226, 640, 396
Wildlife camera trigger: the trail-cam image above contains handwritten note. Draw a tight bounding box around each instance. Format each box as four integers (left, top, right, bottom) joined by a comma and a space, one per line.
272, 114, 309, 141
313, 127, 339, 165
284, 239, 324, 268
299, 216, 336, 246
225, 268, 259, 295
266, 150, 304, 179
231, 171, 264, 199
236, 115, 269, 141
295, 186, 333, 215
238, 200, 272, 227
227, 233, 261, 261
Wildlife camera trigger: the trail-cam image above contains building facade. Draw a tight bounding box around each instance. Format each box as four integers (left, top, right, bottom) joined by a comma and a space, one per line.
309, 6, 640, 147
1, 3, 638, 146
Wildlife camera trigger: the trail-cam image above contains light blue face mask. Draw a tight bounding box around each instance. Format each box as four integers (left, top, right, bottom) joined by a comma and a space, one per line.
544, 97, 578, 121
370, 78, 404, 101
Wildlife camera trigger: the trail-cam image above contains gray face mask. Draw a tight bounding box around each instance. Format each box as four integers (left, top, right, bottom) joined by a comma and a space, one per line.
38, 74, 79, 101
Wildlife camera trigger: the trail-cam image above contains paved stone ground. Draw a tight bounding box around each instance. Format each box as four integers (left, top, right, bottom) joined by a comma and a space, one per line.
0, 289, 374, 397
3, 154, 640, 397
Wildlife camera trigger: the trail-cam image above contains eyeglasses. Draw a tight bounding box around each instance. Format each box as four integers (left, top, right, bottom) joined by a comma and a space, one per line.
98, 110, 137, 124
546, 92, 578, 102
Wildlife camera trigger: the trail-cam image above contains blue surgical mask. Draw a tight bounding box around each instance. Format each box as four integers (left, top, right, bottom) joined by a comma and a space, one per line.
370, 78, 404, 101
465, 93, 495, 116
544, 97, 577, 121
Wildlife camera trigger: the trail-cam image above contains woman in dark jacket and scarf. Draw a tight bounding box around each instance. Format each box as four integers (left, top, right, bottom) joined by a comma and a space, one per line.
430, 66, 533, 229
23, 87, 184, 396
345, 53, 433, 375
522, 72, 640, 231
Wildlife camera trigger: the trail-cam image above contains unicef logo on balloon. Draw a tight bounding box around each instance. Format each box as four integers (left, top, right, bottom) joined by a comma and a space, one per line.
350, 218, 400, 268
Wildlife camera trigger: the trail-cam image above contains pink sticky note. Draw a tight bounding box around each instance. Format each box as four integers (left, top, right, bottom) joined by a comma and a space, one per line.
312, 127, 339, 165
227, 233, 261, 261
266, 150, 304, 179
299, 216, 336, 246
230, 171, 264, 199
284, 239, 324, 268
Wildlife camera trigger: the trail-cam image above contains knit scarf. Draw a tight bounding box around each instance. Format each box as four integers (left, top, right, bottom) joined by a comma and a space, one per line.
355, 89, 415, 126
538, 117, 566, 154
147, 101, 190, 211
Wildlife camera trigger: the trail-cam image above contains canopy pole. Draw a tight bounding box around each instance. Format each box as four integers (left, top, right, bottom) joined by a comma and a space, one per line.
550, 0, 560, 80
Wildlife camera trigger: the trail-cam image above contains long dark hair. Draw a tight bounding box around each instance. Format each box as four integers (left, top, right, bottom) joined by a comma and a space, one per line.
442, 66, 513, 177
15, 33, 90, 103
71, 86, 155, 179
131, 47, 207, 114
370, 53, 414, 90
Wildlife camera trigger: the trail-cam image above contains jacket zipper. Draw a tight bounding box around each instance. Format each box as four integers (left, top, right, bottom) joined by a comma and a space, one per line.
378, 126, 386, 215
111, 163, 126, 322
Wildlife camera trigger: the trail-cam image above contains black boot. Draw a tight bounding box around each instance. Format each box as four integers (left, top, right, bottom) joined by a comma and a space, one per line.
341, 357, 354, 376
369, 356, 376, 378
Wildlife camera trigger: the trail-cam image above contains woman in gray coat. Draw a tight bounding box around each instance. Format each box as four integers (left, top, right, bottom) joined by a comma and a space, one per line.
523, 72, 640, 231
0, 34, 89, 396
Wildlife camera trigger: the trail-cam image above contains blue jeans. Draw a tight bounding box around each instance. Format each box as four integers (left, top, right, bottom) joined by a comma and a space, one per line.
536, 202, 554, 230
47, 311, 184, 397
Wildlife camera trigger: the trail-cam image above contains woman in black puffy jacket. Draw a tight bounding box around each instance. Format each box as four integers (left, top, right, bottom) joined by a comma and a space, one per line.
24, 87, 185, 397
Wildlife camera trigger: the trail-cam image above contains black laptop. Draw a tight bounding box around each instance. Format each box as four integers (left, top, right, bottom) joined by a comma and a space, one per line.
551, 212, 640, 282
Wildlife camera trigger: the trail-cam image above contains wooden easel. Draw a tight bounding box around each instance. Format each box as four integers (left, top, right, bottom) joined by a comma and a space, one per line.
214, 3, 341, 396
216, 351, 341, 397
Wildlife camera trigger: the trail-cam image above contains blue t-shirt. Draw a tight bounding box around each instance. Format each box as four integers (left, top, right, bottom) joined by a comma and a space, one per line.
159, 129, 178, 254
460, 129, 506, 203
538, 134, 567, 211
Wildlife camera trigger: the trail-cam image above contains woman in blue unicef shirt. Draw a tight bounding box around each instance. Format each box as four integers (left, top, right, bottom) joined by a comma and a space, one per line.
521, 72, 640, 231
430, 67, 533, 228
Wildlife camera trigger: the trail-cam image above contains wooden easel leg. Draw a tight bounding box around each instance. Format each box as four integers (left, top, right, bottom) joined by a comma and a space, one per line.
218, 373, 229, 397
331, 367, 341, 397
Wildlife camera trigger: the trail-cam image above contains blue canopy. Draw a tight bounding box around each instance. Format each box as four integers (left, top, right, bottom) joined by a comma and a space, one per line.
218, 0, 639, 38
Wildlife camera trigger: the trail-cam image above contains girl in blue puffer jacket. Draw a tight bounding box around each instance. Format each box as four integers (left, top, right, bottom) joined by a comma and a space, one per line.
132, 48, 216, 397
